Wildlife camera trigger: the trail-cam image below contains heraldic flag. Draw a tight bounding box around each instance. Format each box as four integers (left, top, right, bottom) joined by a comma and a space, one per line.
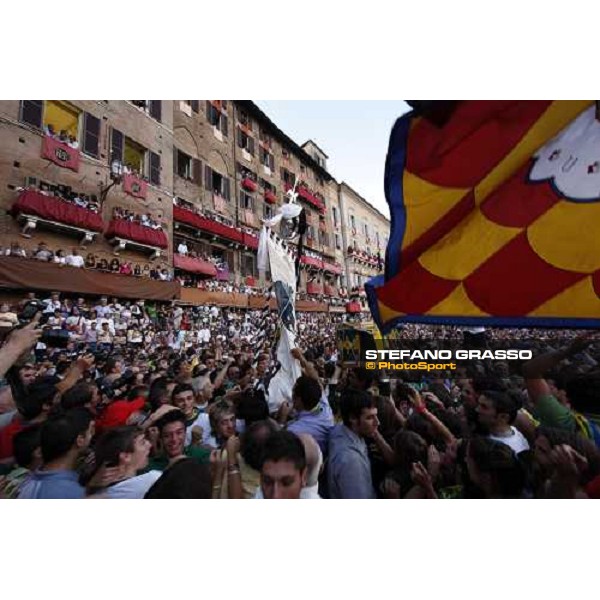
366, 100, 600, 332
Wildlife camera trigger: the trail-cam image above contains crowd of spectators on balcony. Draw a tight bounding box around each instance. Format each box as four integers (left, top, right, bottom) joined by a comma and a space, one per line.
43, 124, 79, 149
16, 181, 100, 214
111, 207, 164, 231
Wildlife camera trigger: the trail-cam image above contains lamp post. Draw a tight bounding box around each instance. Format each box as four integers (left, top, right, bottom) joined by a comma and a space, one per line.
99, 159, 124, 206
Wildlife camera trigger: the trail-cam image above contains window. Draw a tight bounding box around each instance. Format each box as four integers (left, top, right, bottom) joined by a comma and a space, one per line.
148, 100, 162, 122
319, 231, 329, 247
82, 113, 100, 157
237, 128, 255, 155
242, 253, 256, 278
124, 137, 146, 173
205, 165, 230, 200
376, 231, 381, 246
364, 222, 369, 238
207, 101, 228, 136
110, 128, 124, 163
239, 110, 251, 129
20, 101, 43, 128
307, 225, 316, 240
191, 100, 199, 113
332, 206, 338, 226
281, 168, 295, 186
176, 149, 193, 180
149, 151, 161, 185
259, 128, 272, 146
264, 203, 275, 220
350, 215, 356, 230
260, 147, 274, 171
44, 101, 80, 138
335, 233, 341, 250
239, 190, 254, 210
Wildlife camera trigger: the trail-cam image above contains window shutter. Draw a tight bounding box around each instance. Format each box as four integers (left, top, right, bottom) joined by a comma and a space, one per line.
280, 167, 285, 180
237, 127, 243, 148
173, 147, 178, 173
149, 100, 162, 122
193, 159, 202, 185
20, 100, 43, 129
221, 114, 228, 137
248, 136, 255, 155
223, 177, 230, 201
110, 128, 124, 163
269, 153, 274, 171
205, 165, 212, 191
191, 100, 199, 113
206, 101, 211, 117
222, 100, 228, 110
149, 151, 161, 185
83, 113, 100, 157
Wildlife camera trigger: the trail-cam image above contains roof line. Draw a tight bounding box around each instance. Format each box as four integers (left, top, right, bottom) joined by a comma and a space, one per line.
236, 101, 333, 181
301, 139, 329, 159
340, 181, 389, 223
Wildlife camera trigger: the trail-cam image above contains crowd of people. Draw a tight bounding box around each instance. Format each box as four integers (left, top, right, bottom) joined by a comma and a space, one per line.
43, 124, 79, 149
112, 207, 164, 231
17, 181, 100, 214
0, 285, 599, 500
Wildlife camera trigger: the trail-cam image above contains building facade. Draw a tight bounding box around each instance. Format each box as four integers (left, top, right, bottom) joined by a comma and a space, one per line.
339, 182, 389, 289
0, 100, 389, 309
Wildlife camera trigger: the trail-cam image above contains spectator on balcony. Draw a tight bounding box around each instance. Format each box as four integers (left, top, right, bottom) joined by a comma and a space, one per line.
43, 124, 56, 138
58, 130, 69, 144
53, 250, 67, 266
109, 259, 120, 274
119, 262, 133, 276
177, 240, 189, 256
88, 195, 100, 213
5, 242, 27, 258
96, 257, 109, 272
134, 264, 142, 277
84, 253, 96, 269
142, 265, 150, 278
159, 269, 169, 282
33, 242, 53, 262
149, 266, 160, 280
65, 249, 85, 269
67, 135, 79, 150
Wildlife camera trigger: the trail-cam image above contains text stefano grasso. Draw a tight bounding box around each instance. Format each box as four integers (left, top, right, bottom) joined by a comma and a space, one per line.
363, 350, 533, 361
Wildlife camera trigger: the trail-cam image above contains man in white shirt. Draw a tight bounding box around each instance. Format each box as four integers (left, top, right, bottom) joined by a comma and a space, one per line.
177, 241, 188, 255
43, 292, 62, 314
65, 248, 85, 268
94, 297, 112, 319
476, 390, 530, 456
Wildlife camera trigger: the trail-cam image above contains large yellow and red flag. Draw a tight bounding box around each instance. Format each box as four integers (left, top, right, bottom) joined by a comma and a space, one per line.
366, 100, 600, 332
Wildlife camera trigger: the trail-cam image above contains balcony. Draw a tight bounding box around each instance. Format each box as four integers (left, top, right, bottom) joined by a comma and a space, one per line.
173, 254, 217, 277
105, 219, 168, 258
306, 282, 323, 295
0, 256, 179, 301
323, 261, 342, 275
324, 284, 337, 296
300, 255, 323, 270
241, 178, 257, 192
346, 301, 363, 314
173, 205, 258, 250
12, 190, 103, 246
41, 135, 80, 172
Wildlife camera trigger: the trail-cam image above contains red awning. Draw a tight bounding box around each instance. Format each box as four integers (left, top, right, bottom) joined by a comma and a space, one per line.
324, 284, 336, 296
12, 190, 104, 232
174, 254, 217, 276
123, 173, 148, 199
323, 261, 342, 275
346, 301, 362, 313
298, 186, 325, 212
41, 136, 80, 172
105, 220, 168, 249
307, 282, 323, 295
241, 178, 257, 192
264, 191, 277, 204
300, 255, 323, 269
174, 205, 258, 250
